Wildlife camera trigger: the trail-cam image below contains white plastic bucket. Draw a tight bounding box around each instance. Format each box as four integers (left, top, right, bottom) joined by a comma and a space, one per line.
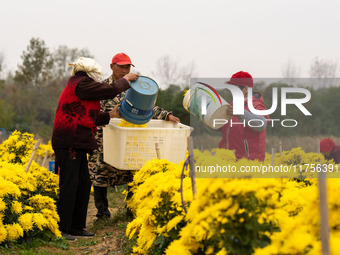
183, 82, 231, 129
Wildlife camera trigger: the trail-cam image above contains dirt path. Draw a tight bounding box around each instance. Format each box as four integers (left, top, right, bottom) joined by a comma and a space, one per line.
70, 194, 126, 254
39, 188, 133, 255
67, 188, 131, 255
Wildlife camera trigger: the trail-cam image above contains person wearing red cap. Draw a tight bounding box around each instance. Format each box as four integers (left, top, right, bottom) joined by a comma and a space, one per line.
110, 53, 136, 81
320, 138, 340, 163
89, 53, 180, 220
219, 71, 269, 161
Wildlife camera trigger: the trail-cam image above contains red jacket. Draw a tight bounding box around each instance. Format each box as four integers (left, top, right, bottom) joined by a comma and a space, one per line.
52, 75, 101, 150
219, 93, 268, 161
327, 145, 340, 164
52, 72, 130, 150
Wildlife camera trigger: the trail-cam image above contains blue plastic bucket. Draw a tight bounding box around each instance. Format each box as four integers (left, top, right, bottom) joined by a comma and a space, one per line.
49, 161, 55, 173
119, 76, 159, 124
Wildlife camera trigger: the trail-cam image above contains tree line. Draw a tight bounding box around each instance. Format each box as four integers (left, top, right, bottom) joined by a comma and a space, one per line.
0, 38, 190, 141
0, 38, 94, 141
0, 37, 339, 142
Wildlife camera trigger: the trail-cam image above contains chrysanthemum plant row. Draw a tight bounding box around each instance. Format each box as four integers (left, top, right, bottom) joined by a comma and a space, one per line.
126, 148, 340, 255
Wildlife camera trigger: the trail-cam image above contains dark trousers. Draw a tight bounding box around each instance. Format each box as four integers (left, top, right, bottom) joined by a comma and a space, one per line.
55, 148, 91, 231
93, 186, 110, 218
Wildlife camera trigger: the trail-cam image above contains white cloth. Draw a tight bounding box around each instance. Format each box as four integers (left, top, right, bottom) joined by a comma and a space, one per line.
69, 57, 103, 82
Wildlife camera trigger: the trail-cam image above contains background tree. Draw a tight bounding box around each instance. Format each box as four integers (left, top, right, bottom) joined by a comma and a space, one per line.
52, 45, 94, 79
309, 57, 337, 87
152, 55, 196, 89
0, 52, 5, 79
316, 87, 340, 135
2, 39, 340, 143
156, 85, 190, 125
0, 99, 15, 130
281, 59, 301, 85
0, 52, 6, 91
14, 37, 54, 88
5, 37, 94, 141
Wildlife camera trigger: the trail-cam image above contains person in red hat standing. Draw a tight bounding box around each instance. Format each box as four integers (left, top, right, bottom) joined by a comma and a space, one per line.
219, 71, 269, 161
320, 138, 340, 163
88, 53, 180, 220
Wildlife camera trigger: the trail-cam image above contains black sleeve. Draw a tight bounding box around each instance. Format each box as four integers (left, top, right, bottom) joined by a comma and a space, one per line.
75, 77, 130, 100
96, 112, 111, 126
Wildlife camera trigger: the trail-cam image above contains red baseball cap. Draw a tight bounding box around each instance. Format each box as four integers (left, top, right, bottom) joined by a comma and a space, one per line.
320, 138, 335, 153
226, 71, 253, 88
111, 53, 135, 67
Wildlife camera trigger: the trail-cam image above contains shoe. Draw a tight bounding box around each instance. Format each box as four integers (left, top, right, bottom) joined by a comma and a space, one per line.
96, 213, 110, 219
61, 232, 77, 241
69, 229, 95, 237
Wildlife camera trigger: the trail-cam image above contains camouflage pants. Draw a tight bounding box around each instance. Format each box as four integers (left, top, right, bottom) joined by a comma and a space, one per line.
89, 128, 135, 187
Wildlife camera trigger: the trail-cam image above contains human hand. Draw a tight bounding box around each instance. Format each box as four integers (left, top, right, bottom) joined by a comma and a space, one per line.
109, 104, 121, 118
227, 105, 243, 116
167, 114, 180, 123
227, 105, 234, 116
124, 73, 139, 82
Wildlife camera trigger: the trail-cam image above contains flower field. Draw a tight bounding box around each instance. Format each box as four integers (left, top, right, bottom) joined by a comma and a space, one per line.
126, 148, 340, 255
2, 131, 340, 254
0, 131, 60, 245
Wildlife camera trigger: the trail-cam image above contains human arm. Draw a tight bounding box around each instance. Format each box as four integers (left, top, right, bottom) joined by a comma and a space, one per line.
152, 106, 180, 123
236, 111, 267, 132
167, 114, 180, 123
96, 112, 110, 126
75, 72, 138, 100
96, 105, 121, 126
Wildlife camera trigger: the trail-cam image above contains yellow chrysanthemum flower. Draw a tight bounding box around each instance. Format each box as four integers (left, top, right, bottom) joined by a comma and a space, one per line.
32, 213, 49, 231
5, 223, 23, 241
118, 119, 148, 128
0, 225, 7, 243
18, 213, 34, 231
11, 201, 23, 214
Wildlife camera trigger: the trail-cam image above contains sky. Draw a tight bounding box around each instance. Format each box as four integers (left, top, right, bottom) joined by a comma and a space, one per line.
1, 0, 340, 87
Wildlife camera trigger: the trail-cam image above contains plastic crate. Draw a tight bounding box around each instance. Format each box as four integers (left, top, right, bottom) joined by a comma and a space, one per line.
103, 118, 191, 170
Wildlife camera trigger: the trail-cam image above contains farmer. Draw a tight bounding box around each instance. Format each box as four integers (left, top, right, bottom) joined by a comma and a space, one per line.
320, 138, 340, 164
88, 52, 180, 220
219, 71, 269, 161
52, 57, 139, 240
